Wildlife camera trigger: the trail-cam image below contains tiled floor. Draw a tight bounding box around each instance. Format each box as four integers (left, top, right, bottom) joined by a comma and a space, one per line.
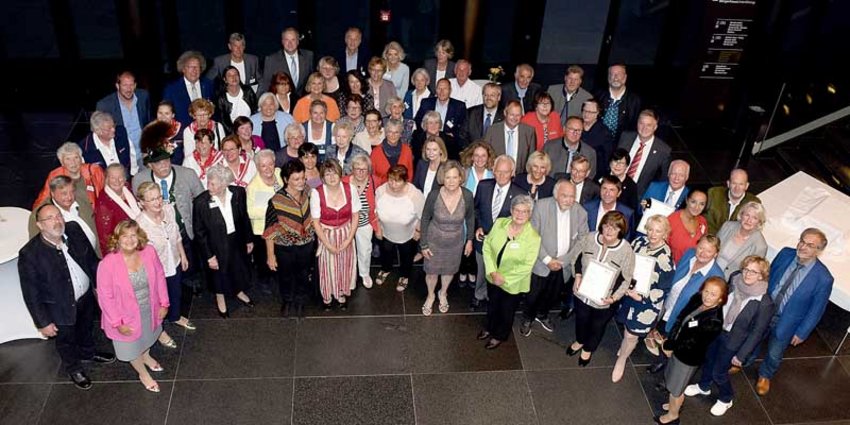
2, 268, 849, 425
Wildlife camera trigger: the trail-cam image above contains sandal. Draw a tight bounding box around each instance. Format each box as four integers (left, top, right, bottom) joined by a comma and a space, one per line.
438, 295, 449, 313
140, 375, 160, 393
375, 271, 391, 286
147, 362, 164, 372
422, 297, 435, 316
159, 338, 177, 349
396, 277, 408, 292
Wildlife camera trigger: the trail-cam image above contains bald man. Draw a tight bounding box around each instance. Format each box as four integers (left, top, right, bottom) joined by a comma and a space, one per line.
705, 169, 761, 234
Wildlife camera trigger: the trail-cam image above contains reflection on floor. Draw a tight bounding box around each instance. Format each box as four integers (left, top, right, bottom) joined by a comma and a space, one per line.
2, 266, 849, 425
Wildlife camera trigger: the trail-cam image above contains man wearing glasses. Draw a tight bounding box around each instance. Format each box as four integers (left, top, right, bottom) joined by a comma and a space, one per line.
755, 228, 833, 396
547, 65, 592, 127
543, 116, 597, 181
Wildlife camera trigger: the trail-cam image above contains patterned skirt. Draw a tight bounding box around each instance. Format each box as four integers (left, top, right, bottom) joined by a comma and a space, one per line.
317, 224, 356, 303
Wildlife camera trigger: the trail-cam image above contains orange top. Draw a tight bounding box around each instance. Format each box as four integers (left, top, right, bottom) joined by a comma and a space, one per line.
292, 94, 341, 123
33, 163, 105, 209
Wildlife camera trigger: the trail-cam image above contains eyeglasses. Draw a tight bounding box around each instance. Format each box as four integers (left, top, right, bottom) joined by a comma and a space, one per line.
38, 214, 63, 223
741, 268, 762, 276
583, 110, 599, 114
798, 239, 821, 249
353, 168, 369, 173
566, 127, 582, 133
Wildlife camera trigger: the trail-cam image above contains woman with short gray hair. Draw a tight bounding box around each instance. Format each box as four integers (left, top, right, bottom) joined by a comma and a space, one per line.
383, 96, 416, 145
192, 164, 256, 317
246, 149, 283, 292
716, 201, 768, 279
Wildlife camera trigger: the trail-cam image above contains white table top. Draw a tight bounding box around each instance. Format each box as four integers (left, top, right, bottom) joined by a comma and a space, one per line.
0, 207, 31, 264
758, 172, 850, 312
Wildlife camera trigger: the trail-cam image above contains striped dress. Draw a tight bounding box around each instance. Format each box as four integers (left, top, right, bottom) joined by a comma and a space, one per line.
311, 182, 361, 304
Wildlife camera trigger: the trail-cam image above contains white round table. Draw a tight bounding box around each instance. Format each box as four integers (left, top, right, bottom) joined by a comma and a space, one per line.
0, 207, 44, 343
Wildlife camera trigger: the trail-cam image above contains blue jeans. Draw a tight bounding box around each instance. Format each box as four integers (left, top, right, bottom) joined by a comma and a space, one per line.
758, 332, 790, 379
698, 332, 737, 403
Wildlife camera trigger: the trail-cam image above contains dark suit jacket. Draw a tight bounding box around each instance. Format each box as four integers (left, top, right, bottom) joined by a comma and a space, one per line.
594, 88, 641, 140
473, 179, 525, 253
768, 247, 834, 342
483, 122, 535, 172
500, 82, 543, 114
543, 139, 597, 180
465, 104, 504, 141
664, 293, 724, 366
641, 181, 690, 210
205, 53, 261, 89
617, 133, 672, 197
582, 120, 615, 175
192, 186, 253, 264
79, 128, 132, 172
261, 49, 315, 95
95, 90, 151, 129
162, 77, 215, 127
724, 272, 775, 361
414, 97, 468, 158
576, 179, 600, 204
423, 58, 456, 93
18, 222, 99, 328
412, 160, 442, 193
582, 199, 635, 240
335, 46, 371, 76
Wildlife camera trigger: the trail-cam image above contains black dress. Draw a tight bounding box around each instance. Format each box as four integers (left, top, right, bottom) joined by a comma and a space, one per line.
193, 186, 253, 295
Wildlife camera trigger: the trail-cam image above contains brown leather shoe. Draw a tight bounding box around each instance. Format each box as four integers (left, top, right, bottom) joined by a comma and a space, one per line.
756, 377, 770, 396
728, 365, 742, 375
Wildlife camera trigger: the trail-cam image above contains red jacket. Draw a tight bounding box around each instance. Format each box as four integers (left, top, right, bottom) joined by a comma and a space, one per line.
33, 164, 105, 209
370, 143, 414, 187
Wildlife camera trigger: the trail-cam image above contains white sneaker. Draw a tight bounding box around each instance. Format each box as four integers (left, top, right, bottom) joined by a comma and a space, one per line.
683, 384, 711, 397
363, 276, 373, 289
710, 400, 733, 416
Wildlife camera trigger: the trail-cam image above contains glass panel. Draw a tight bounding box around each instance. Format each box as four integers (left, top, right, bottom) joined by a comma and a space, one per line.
537, 0, 610, 64
480, 0, 517, 64
175, 0, 227, 60
1, 0, 59, 58
70, 0, 123, 58
385, 0, 439, 63
609, 0, 670, 65
243, 0, 300, 58
313, 0, 371, 59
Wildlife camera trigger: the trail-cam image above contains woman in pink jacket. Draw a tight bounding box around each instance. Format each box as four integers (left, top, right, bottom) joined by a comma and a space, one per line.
97, 220, 169, 393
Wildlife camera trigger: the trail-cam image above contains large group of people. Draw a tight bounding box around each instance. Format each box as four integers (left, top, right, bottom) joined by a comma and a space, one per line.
16, 26, 836, 424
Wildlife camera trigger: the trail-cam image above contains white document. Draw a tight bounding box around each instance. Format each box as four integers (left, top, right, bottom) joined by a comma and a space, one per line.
632, 254, 657, 297
638, 198, 676, 234
577, 259, 618, 303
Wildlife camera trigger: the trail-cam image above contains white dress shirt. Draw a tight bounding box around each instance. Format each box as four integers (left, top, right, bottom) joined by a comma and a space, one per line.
230, 60, 247, 84
56, 238, 91, 300
210, 189, 235, 234
449, 78, 482, 108
184, 77, 201, 101
93, 133, 120, 167
57, 201, 98, 249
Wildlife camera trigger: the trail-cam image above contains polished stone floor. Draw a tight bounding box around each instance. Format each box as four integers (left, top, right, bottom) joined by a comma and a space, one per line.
2, 266, 849, 425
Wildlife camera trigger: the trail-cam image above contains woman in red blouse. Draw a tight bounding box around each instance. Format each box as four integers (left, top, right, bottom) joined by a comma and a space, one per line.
95, 163, 141, 253
370, 119, 414, 187
521, 92, 564, 151
666, 190, 709, 263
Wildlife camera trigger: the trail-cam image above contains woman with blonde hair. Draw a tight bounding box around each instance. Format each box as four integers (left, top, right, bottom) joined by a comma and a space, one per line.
513, 151, 556, 200
182, 98, 225, 153
382, 41, 410, 95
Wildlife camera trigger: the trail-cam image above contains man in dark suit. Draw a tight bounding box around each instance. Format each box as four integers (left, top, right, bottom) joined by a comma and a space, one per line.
565, 154, 600, 204
465, 82, 504, 141
616, 109, 671, 198
19, 204, 116, 390
335, 27, 370, 76
261, 27, 314, 96
484, 100, 535, 172
522, 180, 589, 335
471, 155, 525, 309
544, 116, 597, 180
595, 63, 641, 142
756, 228, 833, 396
583, 175, 635, 241
500, 63, 542, 115
547, 65, 592, 127
162, 50, 214, 128
205, 32, 262, 92
640, 159, 691, 211
414, 78, 467, 157
95, 71, 150, 173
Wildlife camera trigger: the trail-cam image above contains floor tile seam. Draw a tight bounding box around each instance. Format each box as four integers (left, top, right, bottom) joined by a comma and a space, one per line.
741, 368, 776, 425
409, 373, 418, 425
33, 382, 53, 425
515, 341, 542, 425
290, 321, 299, 425
163, 325, 188, 425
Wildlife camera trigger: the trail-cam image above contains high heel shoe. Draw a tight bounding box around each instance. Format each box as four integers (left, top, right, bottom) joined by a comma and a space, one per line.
566, 343, 582, 356
218, 309, 230, 319
237, 298, 255, 308
578, 351, 592, 367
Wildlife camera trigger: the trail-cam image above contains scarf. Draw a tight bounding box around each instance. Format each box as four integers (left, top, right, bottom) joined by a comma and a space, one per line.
382, 140, 402, 166
723, 273, 768, 329
189, 119, 217, 133
212, 150, 251, 187
193, 148, 218, 181
104, 185, 141, 219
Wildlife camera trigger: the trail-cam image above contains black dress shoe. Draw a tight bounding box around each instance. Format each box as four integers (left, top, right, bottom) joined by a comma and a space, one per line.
578, 352, 592, 367
238, 298, 255, 308
469, 298, 481, 310
653, 415, 680, 425
647, 362, 665, 374
485, 338, 502, 350
477, 330, 491, 340
558, 308, 574, 320
69, 371, 92, 390
218, 309, 230, 319
339, 303, 347, 311
85, 352, 116, 364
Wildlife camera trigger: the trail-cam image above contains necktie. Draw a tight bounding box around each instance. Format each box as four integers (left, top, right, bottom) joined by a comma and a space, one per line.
506, 129, 515, 158
483, 113, 492, 135
160, 179, 169, 201
602, 99, 620, 135
289, 55, 299, 87
491, 186, 503, 221
773, 262, 804, 313
626, 141, 645, 179
191, 83, 198, 100
664, 189, 675, 205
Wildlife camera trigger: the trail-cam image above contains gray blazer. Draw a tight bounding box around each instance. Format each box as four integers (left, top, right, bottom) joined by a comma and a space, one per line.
423, 58, 456, 93
205, 53, 261, 90
132, 165, 204, 239
531, 197, 589, 280
716, 221, 768, 279
372, 79, 398, 114
546, 84, 592, 124
724, 274, 775, 361
484, 122, 536, 172
543, 138, 597, 180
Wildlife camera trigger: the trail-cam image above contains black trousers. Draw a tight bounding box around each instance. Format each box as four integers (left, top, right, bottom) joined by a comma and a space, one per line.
380, 238, 416, 278
486, 284, 522, 342
55, 290, 96, 374
574, 298, 615, 352
275, 243, 314, 305
459, 250, 477, 275
252, 234, 273, 284
523, 272, 563, 321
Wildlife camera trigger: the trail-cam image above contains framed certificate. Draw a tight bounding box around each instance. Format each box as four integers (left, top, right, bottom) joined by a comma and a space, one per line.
632, 254, 657, 297
576, 259, 618, 303
637, 198, 676, 234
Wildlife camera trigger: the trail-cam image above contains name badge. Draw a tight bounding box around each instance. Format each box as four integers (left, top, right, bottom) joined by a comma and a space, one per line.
86, 185, 95, 192
509, 242, 521, 250
688, 320, 698, 328
446, 120, 454, 128
209, 202, 219, 209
